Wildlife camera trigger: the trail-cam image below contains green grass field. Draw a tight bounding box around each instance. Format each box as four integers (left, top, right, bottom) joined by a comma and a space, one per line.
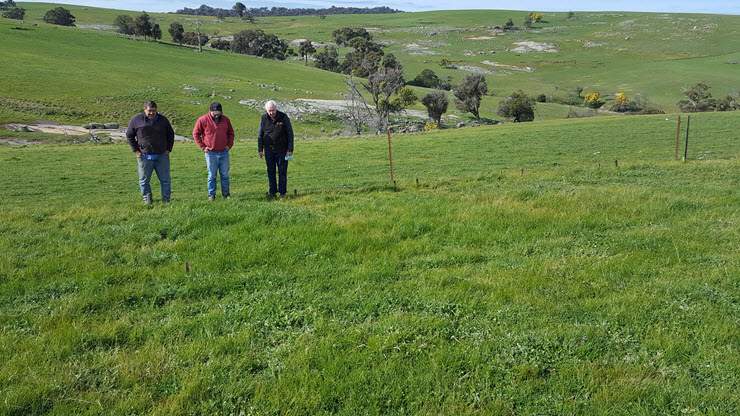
1, 111, 739, 414
1, 3, 739, 415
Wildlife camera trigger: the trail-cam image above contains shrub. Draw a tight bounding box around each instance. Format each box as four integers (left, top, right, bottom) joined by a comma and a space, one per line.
211, 39, 231, 50
409, 69, 440, 88
496, 90, 536, 122
2, 6, 24, 20
528, 12, 543, 22
182, 31, 209, 46
611, 93, 630, 112
584, 92, 604, 109
536, 94, 547, 103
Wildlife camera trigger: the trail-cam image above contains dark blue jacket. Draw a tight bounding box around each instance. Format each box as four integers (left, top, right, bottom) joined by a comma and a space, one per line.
126, 112, 175, 154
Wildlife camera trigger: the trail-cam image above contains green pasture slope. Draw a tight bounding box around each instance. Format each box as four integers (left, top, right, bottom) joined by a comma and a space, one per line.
3, 3, 740, 136
1, 110, 739, 414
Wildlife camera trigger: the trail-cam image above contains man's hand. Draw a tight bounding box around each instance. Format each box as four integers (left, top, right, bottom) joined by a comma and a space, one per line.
225, 146, 230, 151
204, 147, 211, 154
164, 150, 170, 155
286, 151, 293, 157
135, 150, 142, 157
258, 151, 263, 159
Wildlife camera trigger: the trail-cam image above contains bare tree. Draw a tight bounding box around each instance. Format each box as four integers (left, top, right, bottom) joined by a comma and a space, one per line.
361, 67, 405, 133
195, 10, 202, 52
343, 77, 373, 135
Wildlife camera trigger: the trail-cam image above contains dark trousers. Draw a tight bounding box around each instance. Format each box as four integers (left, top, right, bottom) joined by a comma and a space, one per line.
265, 151, 288, 195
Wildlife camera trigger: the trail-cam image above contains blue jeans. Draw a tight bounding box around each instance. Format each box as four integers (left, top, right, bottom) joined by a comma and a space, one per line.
205, 150, 230, 196
137, 153, 171, 202
265, 151, 288, 195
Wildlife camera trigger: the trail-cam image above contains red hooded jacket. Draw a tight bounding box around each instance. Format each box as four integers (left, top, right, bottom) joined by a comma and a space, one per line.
193, 113, 234, 152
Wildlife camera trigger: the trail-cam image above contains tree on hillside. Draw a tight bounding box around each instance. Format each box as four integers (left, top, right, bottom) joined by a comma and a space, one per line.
298, 40, 316, 65
2, 5, 24, 20
332, 26, 372, 46
409, 69, 440, 88
233, 2, 246, 17
382, 53, 402, 71
113, 15, 134, 35
231, 29, 287, 60
133, 12, 152, 40
169, 22, 184, 45
422, 90, 449, 126
314, 46, 339, 72
524, 14, 533, 28
0, 1, 17, 10
361, 67, 405, 133
677, 82, 716, 113
344, 77, 373, 134
528, 12, 543, 22
452, 73, 487, 120
43, 7, 75, 26
496, 90, 536, 122
504, 18, 514, 30
151, 23, 162, 41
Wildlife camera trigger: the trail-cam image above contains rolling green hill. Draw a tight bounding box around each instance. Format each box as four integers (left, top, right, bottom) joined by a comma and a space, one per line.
2, 3, 739, 137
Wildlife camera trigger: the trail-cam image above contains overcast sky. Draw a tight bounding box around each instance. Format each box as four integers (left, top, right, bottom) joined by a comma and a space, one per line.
19, 0, 740, 14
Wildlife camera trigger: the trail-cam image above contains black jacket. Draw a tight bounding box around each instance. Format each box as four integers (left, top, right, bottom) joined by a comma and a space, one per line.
258, 111, 294, 153
126, 112, 175, 154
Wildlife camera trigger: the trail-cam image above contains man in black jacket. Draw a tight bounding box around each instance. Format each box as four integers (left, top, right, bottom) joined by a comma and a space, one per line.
126, 100, 175, 205
258, 100, 294, 198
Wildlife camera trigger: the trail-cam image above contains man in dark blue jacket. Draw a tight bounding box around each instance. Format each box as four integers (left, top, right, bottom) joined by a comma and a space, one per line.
126, 100, 175, 205
257, 100, 294, 198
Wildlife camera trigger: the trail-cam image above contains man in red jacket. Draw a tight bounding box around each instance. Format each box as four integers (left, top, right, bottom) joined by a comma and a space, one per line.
193, 102, 235, 200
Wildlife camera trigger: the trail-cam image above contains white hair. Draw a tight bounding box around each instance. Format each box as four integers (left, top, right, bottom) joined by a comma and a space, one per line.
265, 100, 277, 111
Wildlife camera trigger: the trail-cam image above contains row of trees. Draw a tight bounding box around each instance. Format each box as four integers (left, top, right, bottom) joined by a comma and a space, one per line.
113, 13, 162, 41
174, 4, 402, 18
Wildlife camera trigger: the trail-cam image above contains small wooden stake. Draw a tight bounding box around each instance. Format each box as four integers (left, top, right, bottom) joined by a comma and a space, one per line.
615, 159, 618, 168
683, 115, 690, 162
